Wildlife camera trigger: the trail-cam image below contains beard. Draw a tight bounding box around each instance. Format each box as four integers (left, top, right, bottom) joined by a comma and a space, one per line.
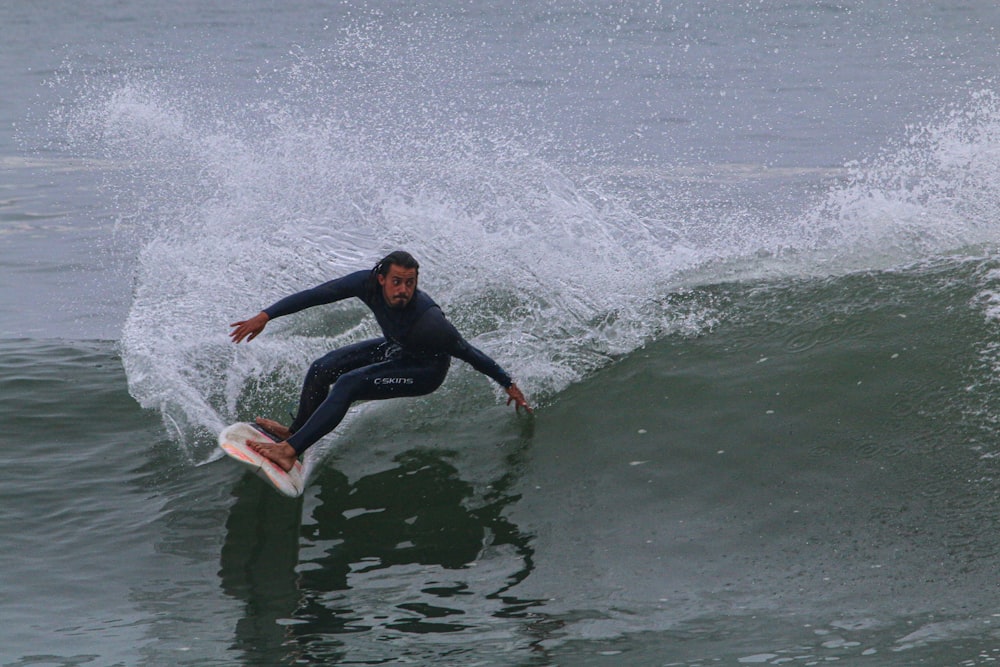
386, 293, 410, 309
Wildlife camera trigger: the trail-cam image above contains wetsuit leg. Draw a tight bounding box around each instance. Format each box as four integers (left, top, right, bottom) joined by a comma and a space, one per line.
286, 354, 450, 455
289, 338, 389, 434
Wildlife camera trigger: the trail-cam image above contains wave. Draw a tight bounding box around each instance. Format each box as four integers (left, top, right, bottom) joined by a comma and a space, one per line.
57, 48, 1000, 458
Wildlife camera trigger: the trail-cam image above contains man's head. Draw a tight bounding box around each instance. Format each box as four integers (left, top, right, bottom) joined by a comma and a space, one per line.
375, 250, 419, 309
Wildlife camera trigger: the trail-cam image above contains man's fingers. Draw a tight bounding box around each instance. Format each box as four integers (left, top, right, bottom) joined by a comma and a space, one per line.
230, 318, 262, 344
506, 392, 533, 414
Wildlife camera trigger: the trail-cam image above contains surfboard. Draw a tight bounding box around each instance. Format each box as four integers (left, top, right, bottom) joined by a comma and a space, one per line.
218, 422, 305, 497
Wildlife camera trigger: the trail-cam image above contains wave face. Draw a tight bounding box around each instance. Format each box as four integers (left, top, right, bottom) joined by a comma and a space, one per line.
62, 42, 1000, 459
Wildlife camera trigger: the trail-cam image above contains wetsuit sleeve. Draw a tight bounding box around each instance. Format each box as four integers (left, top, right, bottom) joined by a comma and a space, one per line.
408, 307, 514, 387
452, 337, 514, 388
263, 270, 370, 320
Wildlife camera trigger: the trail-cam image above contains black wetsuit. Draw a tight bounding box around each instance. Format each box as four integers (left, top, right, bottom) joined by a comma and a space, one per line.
262, 269, 513, 454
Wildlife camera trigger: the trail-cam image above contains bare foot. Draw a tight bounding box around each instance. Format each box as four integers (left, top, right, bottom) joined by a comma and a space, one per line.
254, 417, 292, 441
247, 439, 299, 473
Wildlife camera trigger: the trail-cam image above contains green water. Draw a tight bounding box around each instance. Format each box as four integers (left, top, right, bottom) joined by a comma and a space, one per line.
4, 264, 1000, 665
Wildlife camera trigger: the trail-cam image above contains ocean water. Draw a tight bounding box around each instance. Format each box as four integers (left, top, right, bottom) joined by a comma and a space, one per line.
3, 1, 1000, 665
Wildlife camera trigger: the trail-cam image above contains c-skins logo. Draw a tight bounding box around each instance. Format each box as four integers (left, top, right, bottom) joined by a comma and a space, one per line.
374, 377, 415, 385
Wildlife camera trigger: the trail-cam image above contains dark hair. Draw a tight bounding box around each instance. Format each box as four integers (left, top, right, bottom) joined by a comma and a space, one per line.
374, 250, 419, 277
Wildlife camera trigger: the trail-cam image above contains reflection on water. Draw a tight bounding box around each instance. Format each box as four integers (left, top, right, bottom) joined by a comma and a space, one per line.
219, 476, 302, 663
219, 448, 540, 665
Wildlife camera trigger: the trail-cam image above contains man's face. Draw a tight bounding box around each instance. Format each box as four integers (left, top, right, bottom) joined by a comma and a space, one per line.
378, 264, 418, 309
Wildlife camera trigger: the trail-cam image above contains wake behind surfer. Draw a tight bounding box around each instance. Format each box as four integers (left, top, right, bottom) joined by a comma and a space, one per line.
229, 250, 532, 472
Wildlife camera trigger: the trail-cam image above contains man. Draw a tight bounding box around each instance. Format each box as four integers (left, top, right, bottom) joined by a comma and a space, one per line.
230, 250, 532, 472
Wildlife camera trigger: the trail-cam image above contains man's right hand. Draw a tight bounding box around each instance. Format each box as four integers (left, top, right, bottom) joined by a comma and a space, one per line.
230, 311, 270, 343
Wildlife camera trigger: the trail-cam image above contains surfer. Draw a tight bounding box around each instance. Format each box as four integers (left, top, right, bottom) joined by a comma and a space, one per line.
229, 250, 532, 472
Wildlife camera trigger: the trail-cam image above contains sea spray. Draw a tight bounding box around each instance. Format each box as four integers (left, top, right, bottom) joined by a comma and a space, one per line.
797, 88, 1000, 267
61, 77, 706, 458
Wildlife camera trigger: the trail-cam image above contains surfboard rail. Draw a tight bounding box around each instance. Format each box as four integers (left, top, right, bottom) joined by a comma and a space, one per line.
218, 422, 305, 497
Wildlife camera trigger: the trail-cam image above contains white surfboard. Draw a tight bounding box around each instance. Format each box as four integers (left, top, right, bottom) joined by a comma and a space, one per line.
218, 422, 305, 497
